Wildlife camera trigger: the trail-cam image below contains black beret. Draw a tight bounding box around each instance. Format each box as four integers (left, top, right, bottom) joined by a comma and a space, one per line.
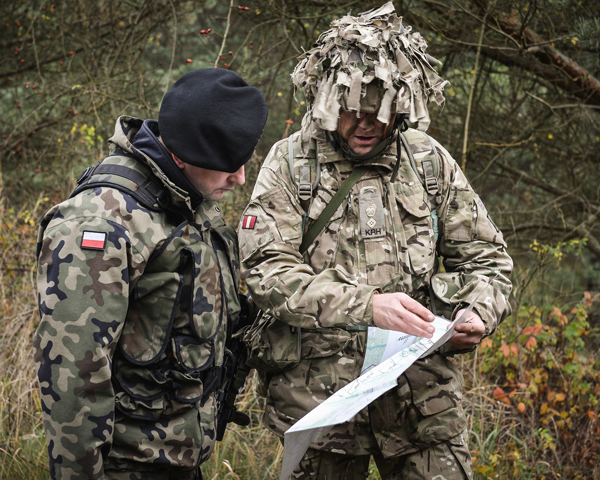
158, 69, 268, 173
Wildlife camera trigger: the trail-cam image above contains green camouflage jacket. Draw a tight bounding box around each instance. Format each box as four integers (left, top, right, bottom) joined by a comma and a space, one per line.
34, 116, 241, 479
238, 129, 512, 455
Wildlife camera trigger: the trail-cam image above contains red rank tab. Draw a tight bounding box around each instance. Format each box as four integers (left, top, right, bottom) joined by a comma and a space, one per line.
242, 215, 257, 229
81, 231, 107, 250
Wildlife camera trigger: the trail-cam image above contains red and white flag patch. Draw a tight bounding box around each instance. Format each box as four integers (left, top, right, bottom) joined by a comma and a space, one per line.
242, 215, 257, 229
81, 231, 107, 250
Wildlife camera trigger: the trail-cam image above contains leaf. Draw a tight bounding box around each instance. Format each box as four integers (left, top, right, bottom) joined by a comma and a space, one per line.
547, 391, 556, 402
540, 403, 548, 415
525, 336, 537, 350
493, 387, 505, 399
586, 411, 596, 419
517, 402, 526, 413
500, 344, 510, 357
480, 337, 493, 349
510, 344, 519, 355
523, 325, 542, 336
555, 393, 566, 402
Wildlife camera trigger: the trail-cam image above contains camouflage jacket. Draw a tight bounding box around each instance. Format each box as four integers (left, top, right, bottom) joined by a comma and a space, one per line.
34, 116, 241, 479
238, 129, 513, 454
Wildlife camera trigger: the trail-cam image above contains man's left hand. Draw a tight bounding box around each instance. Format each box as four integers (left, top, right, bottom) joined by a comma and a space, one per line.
447, 309, 486, 349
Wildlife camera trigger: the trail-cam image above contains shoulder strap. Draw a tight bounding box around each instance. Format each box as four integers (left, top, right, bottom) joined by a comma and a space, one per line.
70, 154, 168, 212
299, 165, 369, 254
397, 131, 442, 205
289, 133, 320, 213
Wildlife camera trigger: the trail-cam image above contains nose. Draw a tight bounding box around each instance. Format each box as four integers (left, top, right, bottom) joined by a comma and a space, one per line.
357, 112, 377, 130
229, 165, 245, 186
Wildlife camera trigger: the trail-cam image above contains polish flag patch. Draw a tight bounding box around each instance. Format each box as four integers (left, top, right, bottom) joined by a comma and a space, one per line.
242, 215, 257, 229
81, 231, 107, 250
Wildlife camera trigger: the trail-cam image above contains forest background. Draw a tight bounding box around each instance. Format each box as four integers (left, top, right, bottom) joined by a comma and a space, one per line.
0, 0, 599, 478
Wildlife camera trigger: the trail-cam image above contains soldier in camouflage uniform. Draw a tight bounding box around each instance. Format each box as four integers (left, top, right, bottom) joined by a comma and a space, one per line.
238, 3, 512, 479
34, 69, 267, 480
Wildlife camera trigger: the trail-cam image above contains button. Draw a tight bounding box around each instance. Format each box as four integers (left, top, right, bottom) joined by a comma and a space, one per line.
215, 206, 221, 212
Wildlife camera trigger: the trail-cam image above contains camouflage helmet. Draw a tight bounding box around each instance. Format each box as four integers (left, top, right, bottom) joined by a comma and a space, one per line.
291, 2, 448, 133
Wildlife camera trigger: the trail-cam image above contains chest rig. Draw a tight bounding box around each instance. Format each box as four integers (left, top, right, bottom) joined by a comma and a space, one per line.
71, 154, 241, 421
288, 130, 443, 253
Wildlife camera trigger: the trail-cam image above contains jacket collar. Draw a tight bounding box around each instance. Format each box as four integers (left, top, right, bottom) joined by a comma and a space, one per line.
108, 116, 203, 212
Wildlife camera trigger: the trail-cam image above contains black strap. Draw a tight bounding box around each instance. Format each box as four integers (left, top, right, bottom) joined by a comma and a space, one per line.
71, 156, 168, 212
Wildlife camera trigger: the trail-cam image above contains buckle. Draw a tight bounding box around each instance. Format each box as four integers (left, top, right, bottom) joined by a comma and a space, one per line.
298, 182, 312, 201
76, 167, 91, 184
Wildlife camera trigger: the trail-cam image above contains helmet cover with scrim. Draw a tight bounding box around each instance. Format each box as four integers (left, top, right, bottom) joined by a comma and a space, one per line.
291, 1, 448, 135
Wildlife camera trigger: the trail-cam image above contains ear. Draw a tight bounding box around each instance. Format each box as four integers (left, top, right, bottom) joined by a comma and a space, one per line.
171, 153, 186, 170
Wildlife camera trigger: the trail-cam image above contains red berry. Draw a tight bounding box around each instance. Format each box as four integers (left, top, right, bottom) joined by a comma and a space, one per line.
228, 51, 232, 55
221, 56, 226, 60
201, 30, 206, 34
32, 85, 37, 89
91, 58, 95, 62
245, 6, 249, 10
224, 63, 228, 67
17, 104, 21, 108
206, 29, 211, 33
60, 61, 63, 65
19, 38, 24, 42
186, 59, 192, 63
69, 51, 74, 55
20, 59, 25, 63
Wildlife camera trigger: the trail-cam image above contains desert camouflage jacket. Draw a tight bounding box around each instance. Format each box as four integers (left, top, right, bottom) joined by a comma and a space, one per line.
34, 116, 241, 479
238, 128, 513, 453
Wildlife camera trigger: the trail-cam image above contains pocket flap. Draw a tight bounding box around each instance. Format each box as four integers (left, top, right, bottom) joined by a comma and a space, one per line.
300, 328, 352, 359
393, 182, 430, 218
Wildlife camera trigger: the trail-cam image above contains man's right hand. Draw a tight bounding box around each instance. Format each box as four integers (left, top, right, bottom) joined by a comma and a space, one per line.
372, 292, 435, 338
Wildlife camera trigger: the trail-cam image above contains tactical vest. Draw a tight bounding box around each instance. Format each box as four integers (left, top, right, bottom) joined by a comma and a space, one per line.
72, 154, 241, 421
288, 129, 443, 246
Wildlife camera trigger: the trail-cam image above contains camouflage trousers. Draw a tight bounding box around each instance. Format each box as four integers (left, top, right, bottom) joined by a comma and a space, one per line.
104, 464, 203, 480
289, 439, 473, 480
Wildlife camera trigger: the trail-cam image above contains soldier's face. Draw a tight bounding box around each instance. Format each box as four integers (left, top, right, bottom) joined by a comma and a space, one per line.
336, 110, 394, 156
179, 163, 245, 201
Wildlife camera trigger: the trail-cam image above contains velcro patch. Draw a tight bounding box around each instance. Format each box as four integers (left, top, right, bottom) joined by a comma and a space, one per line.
242, 215, 257, 229
81, 231, 107, 250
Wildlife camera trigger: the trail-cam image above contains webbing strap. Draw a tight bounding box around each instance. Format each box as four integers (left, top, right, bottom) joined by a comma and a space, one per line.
299, 165, 369, 254
94, 164, 147, 185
